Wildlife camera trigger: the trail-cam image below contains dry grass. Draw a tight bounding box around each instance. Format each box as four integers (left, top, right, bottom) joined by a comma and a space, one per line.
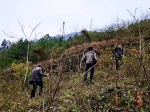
0, 40, 150, 111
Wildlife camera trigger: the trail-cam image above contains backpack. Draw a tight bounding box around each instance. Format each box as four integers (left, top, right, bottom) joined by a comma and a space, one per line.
84, 52, 97, 64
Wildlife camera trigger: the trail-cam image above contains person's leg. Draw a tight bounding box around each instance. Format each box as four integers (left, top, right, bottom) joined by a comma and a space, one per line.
90, 64, 94, 82
115, 58, 119, 70
84, 64, 89, 81
120, 56, 123, 64
31, 81, 37, 98
37, 82, 43, 96
117, 57, 122, 68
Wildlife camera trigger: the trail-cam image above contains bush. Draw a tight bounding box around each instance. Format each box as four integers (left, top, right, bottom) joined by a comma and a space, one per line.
11, 62, 32, 79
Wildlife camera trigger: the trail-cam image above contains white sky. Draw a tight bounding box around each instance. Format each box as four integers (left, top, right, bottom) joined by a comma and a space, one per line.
0, 0, 150, 43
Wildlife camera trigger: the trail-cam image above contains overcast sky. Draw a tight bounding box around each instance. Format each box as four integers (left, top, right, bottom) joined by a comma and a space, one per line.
0, 0, 149, 43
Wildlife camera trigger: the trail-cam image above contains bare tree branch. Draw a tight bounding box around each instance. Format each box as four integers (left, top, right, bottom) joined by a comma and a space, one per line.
29, 23, 41, 40
115, 16, 128, 28
90, 18, 93, 31
126, 7, 142, 21
29, 25, 33, 30
1, 30, 19, 39
126, 9, 135, 19
33, 32, 41, 39
17, 19, 27, 39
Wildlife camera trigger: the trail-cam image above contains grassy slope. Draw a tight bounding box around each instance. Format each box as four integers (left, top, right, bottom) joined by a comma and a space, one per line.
0, 42, 150, 112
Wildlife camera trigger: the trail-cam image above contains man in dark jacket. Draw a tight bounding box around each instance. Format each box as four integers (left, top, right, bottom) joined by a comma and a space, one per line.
29, 64, 49, 98
81, 46, 97, 83
112, 44, 123, 70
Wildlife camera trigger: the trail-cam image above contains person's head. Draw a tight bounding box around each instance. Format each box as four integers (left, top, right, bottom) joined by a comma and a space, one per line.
88, 46, 93, 51
37, 64, 42, 68
117, 44, 122, 48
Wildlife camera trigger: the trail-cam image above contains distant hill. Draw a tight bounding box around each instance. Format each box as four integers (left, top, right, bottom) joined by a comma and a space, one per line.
51, 32, 81, 40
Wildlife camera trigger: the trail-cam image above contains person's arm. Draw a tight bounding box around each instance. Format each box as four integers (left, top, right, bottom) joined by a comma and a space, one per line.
112, 48, 117, 54
112, 48, 117, 58
81, 53, 86, 63
39, 68, 48, 77
93, 52, 97, 60
92, 52, 97, 64
115, 48, 118, 54
122, 48, 123, 55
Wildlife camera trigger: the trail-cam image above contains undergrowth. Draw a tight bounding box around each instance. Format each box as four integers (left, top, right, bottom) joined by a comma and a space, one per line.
0, 45, 150, 111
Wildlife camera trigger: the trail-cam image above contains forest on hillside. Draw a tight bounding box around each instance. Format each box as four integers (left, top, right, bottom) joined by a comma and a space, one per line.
0, 13, 150, 111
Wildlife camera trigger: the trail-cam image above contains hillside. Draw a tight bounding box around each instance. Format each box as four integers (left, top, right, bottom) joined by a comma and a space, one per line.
0, 18, 150, 111
0, 39, 150, 111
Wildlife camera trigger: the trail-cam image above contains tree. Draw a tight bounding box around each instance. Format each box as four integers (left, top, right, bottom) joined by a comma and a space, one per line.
7, 39, 28, 61
1, 39, 7, 49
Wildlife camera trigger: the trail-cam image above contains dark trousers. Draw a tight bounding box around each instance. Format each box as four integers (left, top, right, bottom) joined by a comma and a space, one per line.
84, 64, 94, 81
31, 81, 43, 98
115, 56, 122, 70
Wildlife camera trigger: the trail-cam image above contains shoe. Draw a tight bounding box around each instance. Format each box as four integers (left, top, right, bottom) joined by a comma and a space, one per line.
90, 80, 94, 84
84, 80, 88, 83
116, 68, 119, 70
84, 78, 87, 82
30, 96, 34, 99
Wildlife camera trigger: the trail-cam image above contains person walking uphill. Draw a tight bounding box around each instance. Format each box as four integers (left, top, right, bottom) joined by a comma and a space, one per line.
81, 46, 97, 83
112, 44, 123, 70
29, 64, 49, 98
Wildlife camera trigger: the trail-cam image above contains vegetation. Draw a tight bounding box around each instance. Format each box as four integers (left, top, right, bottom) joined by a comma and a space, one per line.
0, 13, 150, 111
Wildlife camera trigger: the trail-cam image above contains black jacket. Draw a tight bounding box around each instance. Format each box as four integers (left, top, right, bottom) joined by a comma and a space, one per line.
112, 47, 123, 57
